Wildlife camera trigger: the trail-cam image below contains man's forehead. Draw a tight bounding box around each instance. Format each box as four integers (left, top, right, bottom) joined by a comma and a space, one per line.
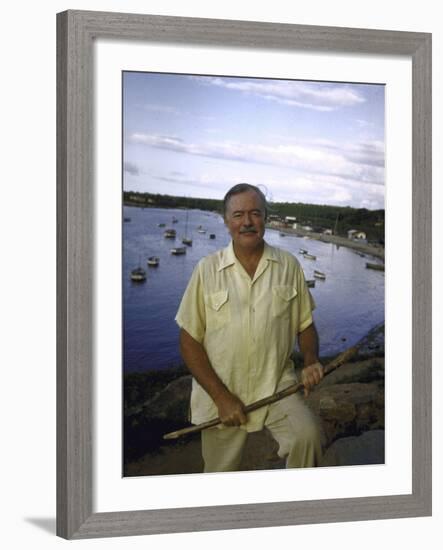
226, 190, 264, 211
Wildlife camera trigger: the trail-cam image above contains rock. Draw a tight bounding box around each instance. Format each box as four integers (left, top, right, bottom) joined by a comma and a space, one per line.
140, 375, 192, 423
320, 358, 384, 387
307, 382, 384, 445
355, 323, 385, 358
124, 375, 192, 462
125, 356, 385, 471
320, 430, 385, 467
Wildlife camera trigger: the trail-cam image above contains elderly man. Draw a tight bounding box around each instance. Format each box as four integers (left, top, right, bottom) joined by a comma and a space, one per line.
175, 183, 324, 472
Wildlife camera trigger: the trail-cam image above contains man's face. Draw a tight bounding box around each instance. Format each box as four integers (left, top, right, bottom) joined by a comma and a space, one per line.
224, 190, 266, 251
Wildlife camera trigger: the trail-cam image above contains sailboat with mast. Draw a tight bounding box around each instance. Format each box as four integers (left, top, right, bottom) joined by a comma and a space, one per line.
182, 210, 193, 246
130, 255, 147, 282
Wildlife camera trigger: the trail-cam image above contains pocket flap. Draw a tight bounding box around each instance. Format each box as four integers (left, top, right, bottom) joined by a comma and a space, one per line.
207, 290, 229, 311
273, 286, 298, 302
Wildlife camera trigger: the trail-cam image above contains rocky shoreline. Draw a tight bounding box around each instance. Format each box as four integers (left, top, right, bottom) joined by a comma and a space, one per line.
124, 324, 385, 476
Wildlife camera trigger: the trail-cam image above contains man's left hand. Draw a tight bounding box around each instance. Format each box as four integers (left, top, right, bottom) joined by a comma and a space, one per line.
301, 361, 324, 397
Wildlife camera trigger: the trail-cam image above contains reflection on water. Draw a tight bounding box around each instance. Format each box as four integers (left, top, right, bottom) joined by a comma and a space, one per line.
123, 206, 384, 372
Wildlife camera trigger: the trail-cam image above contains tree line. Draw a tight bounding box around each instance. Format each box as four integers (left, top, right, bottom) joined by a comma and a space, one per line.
124, 191, 385, 242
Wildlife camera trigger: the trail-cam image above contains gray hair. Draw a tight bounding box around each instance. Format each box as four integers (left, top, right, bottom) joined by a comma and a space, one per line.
223, 183, 268, 218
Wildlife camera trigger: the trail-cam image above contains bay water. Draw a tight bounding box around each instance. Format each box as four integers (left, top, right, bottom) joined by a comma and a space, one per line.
123, 206, 384, 373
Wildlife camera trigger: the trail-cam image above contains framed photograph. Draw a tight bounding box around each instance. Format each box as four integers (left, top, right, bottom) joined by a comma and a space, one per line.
120, 70, 387, 478
57, 10, 431, 539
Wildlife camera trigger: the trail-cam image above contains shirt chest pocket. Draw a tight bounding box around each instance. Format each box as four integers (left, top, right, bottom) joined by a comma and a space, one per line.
205, 289, 230, 331
272, 286, 298, 318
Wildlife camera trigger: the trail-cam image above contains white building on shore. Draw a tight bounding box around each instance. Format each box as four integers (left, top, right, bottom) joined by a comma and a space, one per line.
348, 229, 367, 241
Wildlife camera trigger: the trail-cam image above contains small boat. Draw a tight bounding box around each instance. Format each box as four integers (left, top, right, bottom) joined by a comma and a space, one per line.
304, 253, 317, 260
299, 248, 308, 254
306, 279, 316, 288
124, 217, 131, 222
366, 262, 385, 271
158, 223, 166, 228
197, 229, 206, 234
209, 234, 216, 239
182, 210, 192, 246
147, 256, 159, 267
171, 247, 186, 255
314, 270, 326, 280
130, 267, 146, 282
164, 229, 176, 238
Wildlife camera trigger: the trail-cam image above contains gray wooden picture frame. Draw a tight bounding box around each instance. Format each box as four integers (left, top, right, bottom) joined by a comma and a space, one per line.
56, 9, 432, 540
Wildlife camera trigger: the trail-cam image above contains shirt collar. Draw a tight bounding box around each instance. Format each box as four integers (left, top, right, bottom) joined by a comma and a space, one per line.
217, 241, 280, 271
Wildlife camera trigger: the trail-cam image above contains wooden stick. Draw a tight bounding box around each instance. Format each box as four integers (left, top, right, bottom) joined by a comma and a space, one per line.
163, 344, 359, 440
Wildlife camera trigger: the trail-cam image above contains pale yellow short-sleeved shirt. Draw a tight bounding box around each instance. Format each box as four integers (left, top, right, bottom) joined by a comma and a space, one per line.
175, 241, 315, 432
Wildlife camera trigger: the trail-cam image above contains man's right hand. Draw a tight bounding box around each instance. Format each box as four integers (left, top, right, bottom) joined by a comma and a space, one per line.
214, 390, 247, 427
179, 330, 247, 427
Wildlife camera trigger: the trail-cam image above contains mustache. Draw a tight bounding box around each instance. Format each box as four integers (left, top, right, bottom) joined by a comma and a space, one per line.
240, 227, 258, 234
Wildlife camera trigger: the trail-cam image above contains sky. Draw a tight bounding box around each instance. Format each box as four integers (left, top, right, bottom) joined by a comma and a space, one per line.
123, 72, 385, 210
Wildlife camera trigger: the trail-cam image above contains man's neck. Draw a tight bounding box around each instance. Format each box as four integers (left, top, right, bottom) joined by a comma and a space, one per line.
232, 241, 265, 279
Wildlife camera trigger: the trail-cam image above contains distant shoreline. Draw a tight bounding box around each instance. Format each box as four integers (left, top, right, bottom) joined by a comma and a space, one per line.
269, 225, 385, 260
123, 202, 384, 261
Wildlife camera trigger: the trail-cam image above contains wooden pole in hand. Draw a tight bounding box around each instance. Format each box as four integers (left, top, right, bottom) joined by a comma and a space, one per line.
163, 343, 360, 440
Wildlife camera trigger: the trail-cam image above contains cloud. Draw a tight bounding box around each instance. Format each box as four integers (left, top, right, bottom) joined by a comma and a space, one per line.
127, 166, 384, 209
265, 174, 384, 209
356, 119, 374, 128
141, 103, 216, 122
149, 171, 231, 197
142, 103, 181, 115
191, 77, 366, 112
130, 133, 252, 163
343, 141, 384, 168
124, 161, 140, 176
129, 132, 384, 187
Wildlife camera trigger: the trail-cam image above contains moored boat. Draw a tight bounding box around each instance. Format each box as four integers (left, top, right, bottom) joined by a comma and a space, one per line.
147, 256, 159, 267
182, 210, 192, 245
299, 248, 307, 254
130, 267, 146, 282
306, 279, 316, 288
158, 223, 166, 227
304, 253, 317, 260
164, 228, 176, 238
171, 247, 186, 255
314, 269, 326, 280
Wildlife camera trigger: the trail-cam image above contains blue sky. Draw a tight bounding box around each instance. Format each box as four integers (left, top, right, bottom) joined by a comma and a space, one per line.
123, 72, 385, 210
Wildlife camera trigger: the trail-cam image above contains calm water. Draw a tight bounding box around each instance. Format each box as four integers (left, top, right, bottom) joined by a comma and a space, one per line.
123, 206, 385, 373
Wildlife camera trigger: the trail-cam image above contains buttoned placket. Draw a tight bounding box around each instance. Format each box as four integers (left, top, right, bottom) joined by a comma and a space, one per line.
245, 258, 271, 402
246, 280, 254, 402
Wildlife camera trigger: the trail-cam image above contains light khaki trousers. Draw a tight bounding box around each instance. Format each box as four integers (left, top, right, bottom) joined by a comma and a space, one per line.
201, 392, 323, 472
